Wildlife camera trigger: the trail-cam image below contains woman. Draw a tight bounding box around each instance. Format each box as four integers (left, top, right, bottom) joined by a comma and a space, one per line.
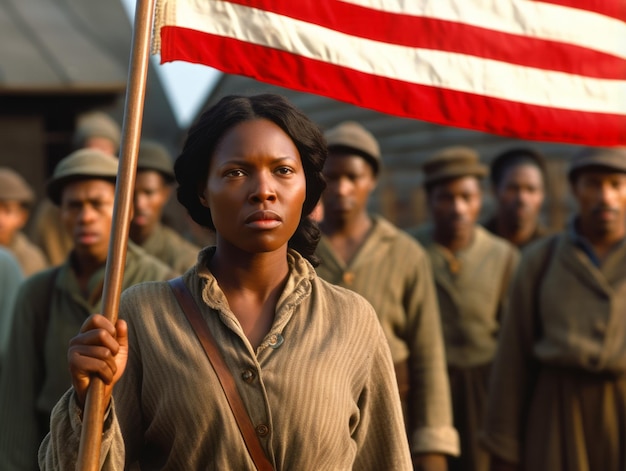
39, 94, 411, 470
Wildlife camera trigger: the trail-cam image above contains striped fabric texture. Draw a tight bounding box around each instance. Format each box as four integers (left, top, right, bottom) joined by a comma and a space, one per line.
154, 0, 626, 145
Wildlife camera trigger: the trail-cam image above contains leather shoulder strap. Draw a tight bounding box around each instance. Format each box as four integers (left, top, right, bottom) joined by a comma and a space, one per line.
168, 277, 274, 471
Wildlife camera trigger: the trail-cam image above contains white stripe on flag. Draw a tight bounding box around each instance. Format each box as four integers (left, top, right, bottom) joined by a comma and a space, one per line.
343, 0, 626, 60
164, 1, 626, 114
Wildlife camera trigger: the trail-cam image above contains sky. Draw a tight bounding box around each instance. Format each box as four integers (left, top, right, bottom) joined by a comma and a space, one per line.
120, 0, 221, 128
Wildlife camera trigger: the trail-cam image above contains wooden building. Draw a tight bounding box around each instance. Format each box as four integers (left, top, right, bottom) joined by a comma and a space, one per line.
0, 0, 180, 203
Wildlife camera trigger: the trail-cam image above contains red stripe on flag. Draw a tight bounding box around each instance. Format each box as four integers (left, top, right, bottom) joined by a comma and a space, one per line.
536, 0, 626, 21
160, 26, 626, 145
222, 0, 625, 79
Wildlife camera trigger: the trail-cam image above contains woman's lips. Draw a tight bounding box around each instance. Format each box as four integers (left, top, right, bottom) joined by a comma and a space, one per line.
245, 210, 282, 229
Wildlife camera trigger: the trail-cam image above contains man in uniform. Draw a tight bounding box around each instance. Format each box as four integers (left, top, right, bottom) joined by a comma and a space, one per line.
410, 146, 519, 471
0, 168, 48, 275
130, 140, 200, 274
29, 111, 121, 265
0, 149, 173, 470
483, 147, 549, 248
482, 147, 626, 471
315, 121, 459, 470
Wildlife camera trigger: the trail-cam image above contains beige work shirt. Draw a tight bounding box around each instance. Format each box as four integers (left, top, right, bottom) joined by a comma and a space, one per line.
411, 224, 519, 368
39, 248, 412, 470
316, 215, 459, 457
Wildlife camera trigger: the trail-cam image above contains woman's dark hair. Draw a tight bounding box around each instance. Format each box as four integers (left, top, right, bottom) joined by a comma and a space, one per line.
175, 94, 327, 265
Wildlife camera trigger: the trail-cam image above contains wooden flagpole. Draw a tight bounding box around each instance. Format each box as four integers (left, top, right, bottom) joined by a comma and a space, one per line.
76, 0, 156, 468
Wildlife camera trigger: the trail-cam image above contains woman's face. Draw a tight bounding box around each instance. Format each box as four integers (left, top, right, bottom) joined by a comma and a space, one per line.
200, 118, 306, 254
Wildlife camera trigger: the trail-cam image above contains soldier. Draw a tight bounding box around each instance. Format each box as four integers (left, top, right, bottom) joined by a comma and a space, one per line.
410, 146, 519, 471
483, 147, 549, 248
0, 149, 173, 470
29, 110, 121, 265
482, 147, 626, 471
316, 121, 459, 470
0, 168, 48, 275
131, 140, 201, 274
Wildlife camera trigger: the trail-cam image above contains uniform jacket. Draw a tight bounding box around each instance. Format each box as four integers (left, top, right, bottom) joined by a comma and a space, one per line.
137, 223, 200, 275
482, 226, 626, 463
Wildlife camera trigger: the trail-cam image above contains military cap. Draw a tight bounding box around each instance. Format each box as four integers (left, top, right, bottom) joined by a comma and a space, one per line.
137, 140, 175, 182
568, 146, 626, 180
47, 149, 118, 205
72, 111, 121, 151
422, 146, 488, 186
324, 121, 381, 174
0, 168, 35, 205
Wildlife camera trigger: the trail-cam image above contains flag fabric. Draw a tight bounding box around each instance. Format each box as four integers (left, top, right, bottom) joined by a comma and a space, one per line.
154, 0, 626, 146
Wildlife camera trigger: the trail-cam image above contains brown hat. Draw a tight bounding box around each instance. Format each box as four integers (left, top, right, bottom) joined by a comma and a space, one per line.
72, 111, 121, 151
324, 121, 381, 174
422, 146, 488, 186
568, 146, 626, 180
137, 140, 175, 182
47, 149, 118, 205
0, 168, 35, 205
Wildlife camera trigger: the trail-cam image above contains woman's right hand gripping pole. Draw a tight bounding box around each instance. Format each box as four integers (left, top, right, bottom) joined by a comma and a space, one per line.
68, 314, 129, 411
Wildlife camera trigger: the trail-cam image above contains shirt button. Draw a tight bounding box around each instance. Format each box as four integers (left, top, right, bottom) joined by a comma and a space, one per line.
241, 369, 255, 383
267, 333, 284, 349
255, 424, 269, 437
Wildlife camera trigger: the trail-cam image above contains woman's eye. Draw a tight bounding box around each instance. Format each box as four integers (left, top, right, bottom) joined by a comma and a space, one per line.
225, 169, 245, 177
276, 167, 293, 175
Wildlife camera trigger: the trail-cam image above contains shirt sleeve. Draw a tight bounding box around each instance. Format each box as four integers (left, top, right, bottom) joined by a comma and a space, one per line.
405, 249, 460, 456
352, 303, 414, 470
38, 389, 123, 470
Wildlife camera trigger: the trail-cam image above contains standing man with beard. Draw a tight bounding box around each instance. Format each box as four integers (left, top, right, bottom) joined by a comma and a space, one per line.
483, 148, 549, 249
0, 149, 173, 470
316, 121, 459, 471
130, 140, 201, 274
482, 147, 626, 471
410, 146, 519, 471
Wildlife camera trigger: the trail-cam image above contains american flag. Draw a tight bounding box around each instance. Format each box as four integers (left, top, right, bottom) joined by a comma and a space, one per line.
154, 0, 626, 145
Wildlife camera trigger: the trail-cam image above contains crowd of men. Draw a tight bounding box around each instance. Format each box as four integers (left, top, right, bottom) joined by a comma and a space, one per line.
1, 111, 625, 471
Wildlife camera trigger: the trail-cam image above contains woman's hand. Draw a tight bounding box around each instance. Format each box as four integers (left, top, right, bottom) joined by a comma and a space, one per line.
68, 314, 129, 410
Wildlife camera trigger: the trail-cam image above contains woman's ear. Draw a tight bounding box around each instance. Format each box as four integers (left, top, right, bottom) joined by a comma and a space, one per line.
198, 181, 211, 208
199, 196, 210, 209
199, 190, 210, 209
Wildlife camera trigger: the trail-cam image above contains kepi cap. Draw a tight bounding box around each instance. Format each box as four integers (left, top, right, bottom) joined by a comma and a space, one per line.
72, 111, 121, 152
568, 146, 626, 180
422, 146, 488, 186
137, 140, 175, 182
47, 149, 118, 205
0, 168, 34, 205
324, 121, 381, 174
